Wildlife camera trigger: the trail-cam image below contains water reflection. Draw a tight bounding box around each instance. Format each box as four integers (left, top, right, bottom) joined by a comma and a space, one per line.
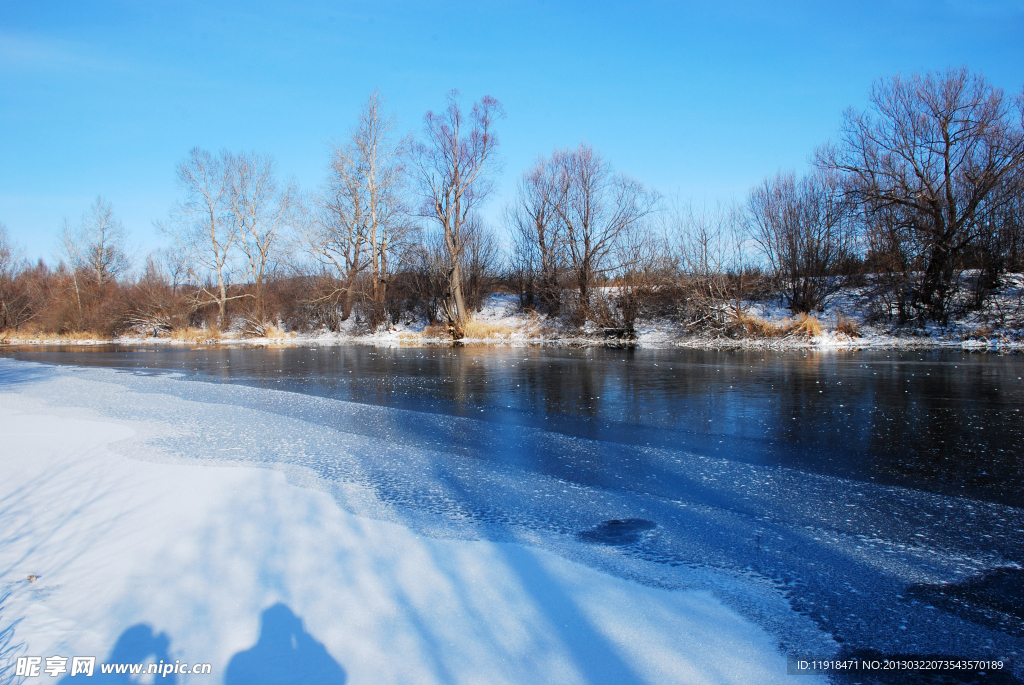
3, 344, 1022, 506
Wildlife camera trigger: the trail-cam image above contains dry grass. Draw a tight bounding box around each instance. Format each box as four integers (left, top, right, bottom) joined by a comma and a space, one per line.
0, 330, 110, 343
420, 323, 452, 339
730, 311, 783, 337
789, 313, 823, 338
461, 319, 517, 340
729, 311, 823, 339
834, 314, 861, 338
968, 326, 994, 338
260, 325, 289, 339
397, 315, 541, 343
169, 327, 221, 342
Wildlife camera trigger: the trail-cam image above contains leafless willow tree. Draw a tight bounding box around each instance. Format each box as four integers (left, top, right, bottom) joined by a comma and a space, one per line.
0, 222, 30, 331
506, 156, 564, 313
459, 214, 501, 312
302, 156, 368, 322
60, 196, 131, 287
55, 196, 131, 324
305, 90, 413, 323
353, 92, 412, 315
303, 93, 412, 325
410, 90, 504, 337
662, 199, 747, 328
408, 214, 500, 322
819, 67, 1024, 321
226, 151, 296, 314
973, 176, 1024, 324
974, 174, 1024, 290
507, 144, 657, 326
746, 170, 856, 313
549, 143, 658, 309
158, 148, 240, 326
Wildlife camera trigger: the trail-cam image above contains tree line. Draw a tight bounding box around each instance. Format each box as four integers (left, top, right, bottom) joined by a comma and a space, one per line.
2, 68, 1023, 341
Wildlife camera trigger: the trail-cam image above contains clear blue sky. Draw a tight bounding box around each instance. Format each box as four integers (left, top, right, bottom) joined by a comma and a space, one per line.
2, 1, 1023, 263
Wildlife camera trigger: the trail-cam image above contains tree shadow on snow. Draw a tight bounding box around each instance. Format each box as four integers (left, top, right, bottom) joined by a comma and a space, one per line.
226, 603, 346, 685
0, 359, 53, 389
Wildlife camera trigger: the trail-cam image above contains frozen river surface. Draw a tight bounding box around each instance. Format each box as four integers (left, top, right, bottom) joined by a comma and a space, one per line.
2, 345, 1023, 677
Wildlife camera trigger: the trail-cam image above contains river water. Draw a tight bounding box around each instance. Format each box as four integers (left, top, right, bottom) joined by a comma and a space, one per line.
5, 344, 1022, 505
2, 344, 1023, 675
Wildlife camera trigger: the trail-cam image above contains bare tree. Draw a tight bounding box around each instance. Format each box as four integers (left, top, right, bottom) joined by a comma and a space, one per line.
300, 93, 412, 326
55, 197, 130, 326
60, 196, 131, 286
410, 90, 504, 337
662, 199, 747, 329
460, 215, 501, 312
746, 170, 856, 313
57, 217, 84, 320
507, 156, 563, 313
301, 155, 370, 322
819, 67, 1024, 321
549, 143, 658, 309
0, 223, 17, 272
969, 173, 1024, 306
122, 252, 192, 335
225, 151, 296, 327
158, 148, 240, 326
227, 151, 295, 290
351, 92, 412, 318
0, 222, 30, 331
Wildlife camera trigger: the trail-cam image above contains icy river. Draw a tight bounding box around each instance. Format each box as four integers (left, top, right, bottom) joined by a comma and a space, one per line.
2, 344, 1023, 678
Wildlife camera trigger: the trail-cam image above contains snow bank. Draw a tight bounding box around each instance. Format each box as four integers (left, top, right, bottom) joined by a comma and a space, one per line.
0, 363, 813, 684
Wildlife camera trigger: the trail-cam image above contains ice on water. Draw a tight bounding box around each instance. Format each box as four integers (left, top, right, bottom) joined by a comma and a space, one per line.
1, 358, 1021, 682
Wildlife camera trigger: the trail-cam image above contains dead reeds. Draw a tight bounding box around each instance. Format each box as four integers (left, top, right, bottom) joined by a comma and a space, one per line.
729, 310, 824, 339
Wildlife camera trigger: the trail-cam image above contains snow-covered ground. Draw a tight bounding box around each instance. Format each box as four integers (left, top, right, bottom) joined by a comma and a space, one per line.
0, 360, 820, 684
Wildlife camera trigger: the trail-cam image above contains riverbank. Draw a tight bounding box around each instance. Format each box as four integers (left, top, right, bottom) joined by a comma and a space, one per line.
2, 292, 1023, 352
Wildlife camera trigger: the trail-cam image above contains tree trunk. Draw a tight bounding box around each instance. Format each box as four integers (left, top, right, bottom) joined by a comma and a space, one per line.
449, 260, 467, 338
342, 283, 354, 322
218, 277, 228, 327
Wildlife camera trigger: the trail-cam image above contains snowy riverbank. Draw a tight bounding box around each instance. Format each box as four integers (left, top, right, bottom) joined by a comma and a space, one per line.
0, 360, 820, 684
3, 290, 1023, 352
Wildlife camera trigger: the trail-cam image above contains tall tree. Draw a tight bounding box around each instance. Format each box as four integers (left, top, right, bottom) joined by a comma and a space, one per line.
820, 67, 1024, 321
60, 196, 130, 286
507, 156, 563, 313
225, 151, 295, 312
549, 143, 657, 307
410, 90, 504, 337
303, 147, 370, 322
746, 170, 856, 313
158, 148, 240, 326
662, 199, 746, 329
0, 223, 30, 331
351, 92, 411, 316
303, 93, 411, 325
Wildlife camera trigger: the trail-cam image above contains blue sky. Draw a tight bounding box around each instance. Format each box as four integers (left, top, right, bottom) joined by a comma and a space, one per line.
2, 1, 1023, 263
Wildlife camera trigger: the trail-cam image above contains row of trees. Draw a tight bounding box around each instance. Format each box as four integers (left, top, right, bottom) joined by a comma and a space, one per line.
751, 68, 1024, 323
512, 67, 1024, 331
2, 68, 1024, 341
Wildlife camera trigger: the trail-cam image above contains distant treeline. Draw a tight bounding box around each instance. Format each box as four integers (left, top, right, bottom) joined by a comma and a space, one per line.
2, 68, 1023, 340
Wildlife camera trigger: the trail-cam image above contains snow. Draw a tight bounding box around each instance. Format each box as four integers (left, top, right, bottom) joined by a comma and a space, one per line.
0, 360, 815, 684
